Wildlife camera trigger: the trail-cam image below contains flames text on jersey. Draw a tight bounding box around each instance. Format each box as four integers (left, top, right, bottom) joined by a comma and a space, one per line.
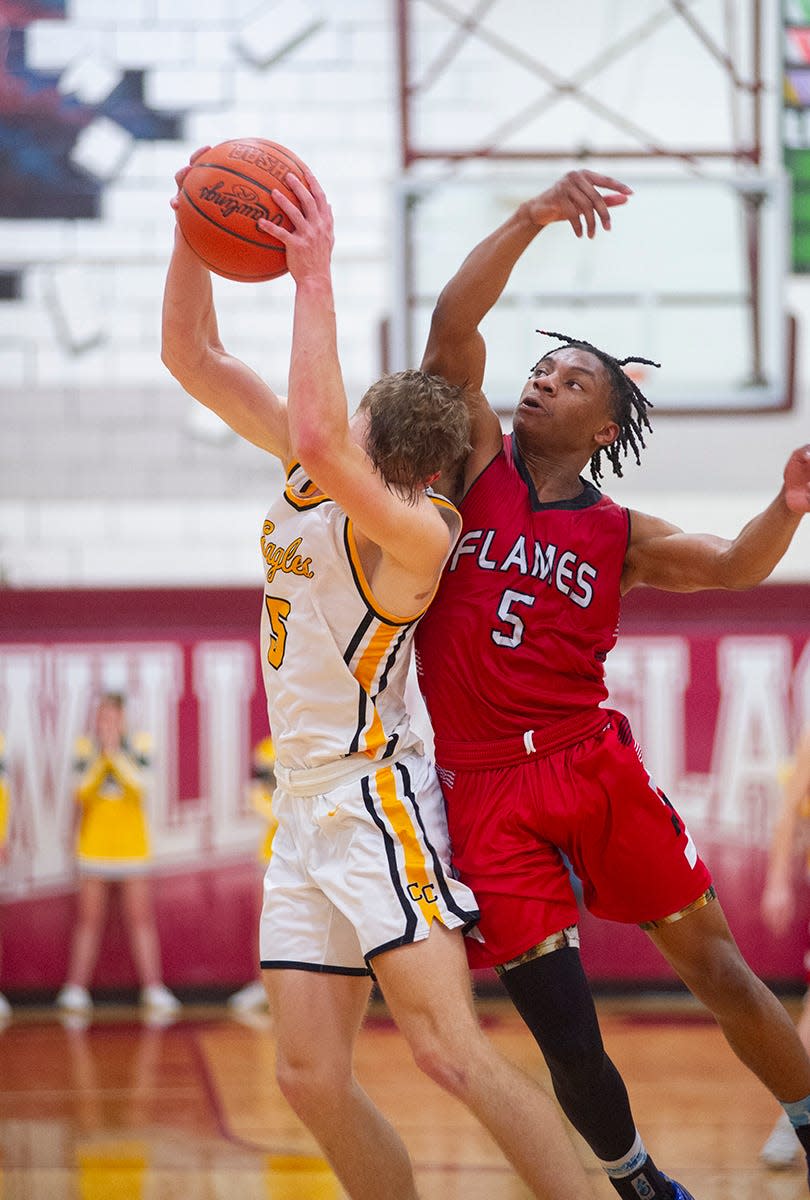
448, 527, 597, 609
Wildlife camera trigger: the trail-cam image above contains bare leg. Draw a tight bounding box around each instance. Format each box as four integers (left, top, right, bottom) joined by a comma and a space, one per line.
64, 876, 110, 988
648, 898, 810, 1101
796, 989, 810, 1053
374, 922, 594, 1200
264, 968, 418, 1200
120, 875, 163, 988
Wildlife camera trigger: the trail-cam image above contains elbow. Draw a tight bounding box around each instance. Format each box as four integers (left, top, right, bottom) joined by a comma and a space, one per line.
698, 540, 773, 592
718, 559, 774, 591
161, 328, 204, 392
160, 344, 181, 382
161, 323, 189, 381
161, 327, 185, 382
727, 570, 773, 592
426, 295, 463, 350
292, 418, 350, 486
290, 423, 332, 477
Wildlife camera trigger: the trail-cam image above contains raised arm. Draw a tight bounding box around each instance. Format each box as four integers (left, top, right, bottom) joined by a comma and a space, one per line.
420, 171, 633, 484
161, 151, 290, 461
623, 445, 810, 593
265, 170, 454, 581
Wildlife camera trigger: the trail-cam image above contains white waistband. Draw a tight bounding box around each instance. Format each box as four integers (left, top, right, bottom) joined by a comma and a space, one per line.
274, 744, 419, 798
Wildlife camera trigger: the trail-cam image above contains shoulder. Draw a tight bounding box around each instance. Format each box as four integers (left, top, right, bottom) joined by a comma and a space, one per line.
627, 508, 684, 545
460, 434, 508, 502
427, 489, 462, 539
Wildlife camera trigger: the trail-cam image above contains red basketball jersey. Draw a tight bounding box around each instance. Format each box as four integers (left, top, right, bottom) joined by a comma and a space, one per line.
415, 434, 630, 742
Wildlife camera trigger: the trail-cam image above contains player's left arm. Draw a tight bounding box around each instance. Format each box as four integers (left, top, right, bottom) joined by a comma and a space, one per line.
622, 445, 810, 593
161, 150, 291, 461
266, 170, 455, 576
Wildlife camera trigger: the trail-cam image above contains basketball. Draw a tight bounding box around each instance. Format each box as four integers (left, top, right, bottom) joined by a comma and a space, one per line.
176, 138, 310, 282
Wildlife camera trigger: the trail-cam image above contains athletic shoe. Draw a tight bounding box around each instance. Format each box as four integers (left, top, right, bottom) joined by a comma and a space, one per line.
662, 1175, 697, 1199
760, 1112, 800, 1168
140, 983, 181, 1015
0, 992, 11, 1020
56, 984, 92, 1013
227, 980, 268, 1012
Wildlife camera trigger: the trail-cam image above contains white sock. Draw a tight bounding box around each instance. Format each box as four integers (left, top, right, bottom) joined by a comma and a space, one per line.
598, 1131, 648, 1178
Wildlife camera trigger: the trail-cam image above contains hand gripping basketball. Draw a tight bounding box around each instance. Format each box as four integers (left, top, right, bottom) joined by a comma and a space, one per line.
174, 137, 311, 282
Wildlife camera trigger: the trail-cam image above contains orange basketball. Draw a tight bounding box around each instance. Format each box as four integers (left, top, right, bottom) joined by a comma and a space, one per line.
176, 137, 310, 282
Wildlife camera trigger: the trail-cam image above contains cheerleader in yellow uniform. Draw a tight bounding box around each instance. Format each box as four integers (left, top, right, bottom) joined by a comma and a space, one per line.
228, 735, 277, 1014
56, 694, 180, 1018
0, 733, 10, 1020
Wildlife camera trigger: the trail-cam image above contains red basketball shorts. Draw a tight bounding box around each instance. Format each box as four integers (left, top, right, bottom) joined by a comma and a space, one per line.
437, 710, 712, 970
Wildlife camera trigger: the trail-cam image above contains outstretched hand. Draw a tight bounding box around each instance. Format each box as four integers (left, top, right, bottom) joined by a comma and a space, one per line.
526, 170, 632, 239
259, 169, 334, 283
784, 445, 810, 513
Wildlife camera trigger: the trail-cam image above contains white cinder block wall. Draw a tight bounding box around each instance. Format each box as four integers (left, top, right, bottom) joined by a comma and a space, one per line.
2, 0, 809, 587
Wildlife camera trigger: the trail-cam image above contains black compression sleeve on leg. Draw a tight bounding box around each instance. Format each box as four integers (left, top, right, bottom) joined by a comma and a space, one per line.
500, 945, 638, 1161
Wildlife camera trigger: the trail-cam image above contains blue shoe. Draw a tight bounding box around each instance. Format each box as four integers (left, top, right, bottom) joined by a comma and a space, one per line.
662, 1177, 696, 1200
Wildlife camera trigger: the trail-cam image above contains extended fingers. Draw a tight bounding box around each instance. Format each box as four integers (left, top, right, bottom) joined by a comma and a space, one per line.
262, 171, 333, 243
284, 169, 320, 220
262, 183, 300, 232
563, 170, 632, 238
301, 164, 329, 212
579, 170, 633, 196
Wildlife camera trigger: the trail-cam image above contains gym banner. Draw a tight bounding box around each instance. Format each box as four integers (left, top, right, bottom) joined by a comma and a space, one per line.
0, 586, 808, 994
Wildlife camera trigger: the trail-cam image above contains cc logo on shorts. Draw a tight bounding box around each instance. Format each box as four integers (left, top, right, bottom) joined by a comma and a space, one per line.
407, 882, 437, 904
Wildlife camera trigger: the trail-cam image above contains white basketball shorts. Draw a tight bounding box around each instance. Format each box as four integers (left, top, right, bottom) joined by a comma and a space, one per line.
259, 751, 480, 974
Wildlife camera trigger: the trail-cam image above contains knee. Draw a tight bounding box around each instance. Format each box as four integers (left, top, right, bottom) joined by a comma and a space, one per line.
680, 941, 762, 1012
408, 1025, 482, 1099
275, 1053, 349, 1119
542, 1024, 608, 1089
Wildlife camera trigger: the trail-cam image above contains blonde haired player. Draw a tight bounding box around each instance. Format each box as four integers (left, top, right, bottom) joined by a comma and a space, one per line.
162, 149, 602, 1200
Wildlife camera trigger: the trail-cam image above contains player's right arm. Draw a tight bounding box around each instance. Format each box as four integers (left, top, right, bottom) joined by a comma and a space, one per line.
421, 170, 633, 491
265, 170, 455, 595
161, 153, 291, 463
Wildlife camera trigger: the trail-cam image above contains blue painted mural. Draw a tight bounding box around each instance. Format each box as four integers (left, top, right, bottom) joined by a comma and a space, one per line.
0, 2, 183, 219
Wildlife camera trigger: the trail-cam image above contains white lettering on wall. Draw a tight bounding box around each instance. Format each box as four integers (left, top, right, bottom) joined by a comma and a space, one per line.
2, 632, 808, 895
605, 637, 690, 788
710, 637, 793, 846
193, 642, 262, 854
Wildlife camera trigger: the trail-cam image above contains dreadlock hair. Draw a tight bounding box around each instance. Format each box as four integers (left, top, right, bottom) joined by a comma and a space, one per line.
535, 330, 658, 485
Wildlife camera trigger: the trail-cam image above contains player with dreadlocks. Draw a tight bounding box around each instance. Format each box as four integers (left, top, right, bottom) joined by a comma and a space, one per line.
413, 169, 810, 1200
533, 330, 656, 483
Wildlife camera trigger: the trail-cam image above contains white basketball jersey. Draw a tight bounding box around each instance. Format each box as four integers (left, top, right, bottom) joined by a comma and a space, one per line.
259, 464, 459, 772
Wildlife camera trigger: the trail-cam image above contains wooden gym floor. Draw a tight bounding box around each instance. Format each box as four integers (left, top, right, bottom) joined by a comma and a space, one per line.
0, 992, 806, 1199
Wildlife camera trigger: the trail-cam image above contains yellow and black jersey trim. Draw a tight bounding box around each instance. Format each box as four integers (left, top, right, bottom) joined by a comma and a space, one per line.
344, 609, 411, 757
344, 519, 434, 626
426, 488, 461, 519
283, 463, 331, 512
361, 760, 480, 960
